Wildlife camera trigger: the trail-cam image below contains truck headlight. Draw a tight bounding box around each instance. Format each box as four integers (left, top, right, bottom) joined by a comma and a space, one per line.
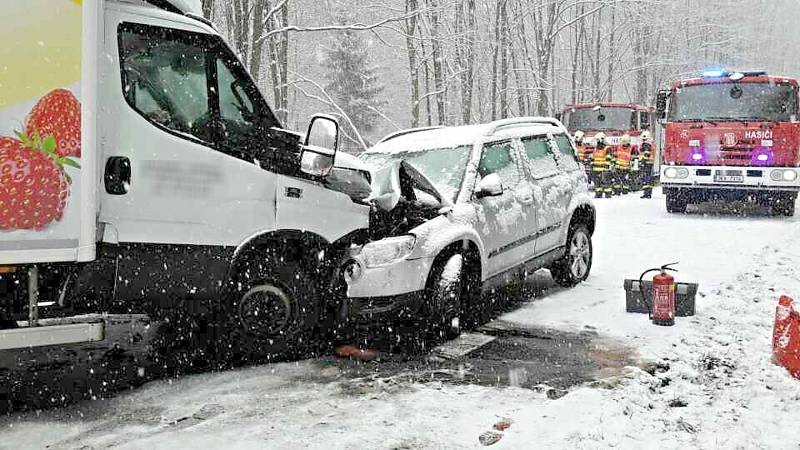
771, 169, 798, 182
361, 235, 416, 267
664, 167, 689, 179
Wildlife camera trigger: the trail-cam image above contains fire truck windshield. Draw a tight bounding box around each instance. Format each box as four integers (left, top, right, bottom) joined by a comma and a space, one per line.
669, 82, 798, 122
566, 107, 634, 131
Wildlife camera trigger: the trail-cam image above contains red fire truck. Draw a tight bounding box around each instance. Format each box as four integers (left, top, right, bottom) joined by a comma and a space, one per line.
560, 103, 656, 149
657, 70, 800, 215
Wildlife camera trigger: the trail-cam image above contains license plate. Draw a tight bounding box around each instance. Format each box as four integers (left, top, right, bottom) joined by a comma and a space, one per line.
714, 171, 743, 183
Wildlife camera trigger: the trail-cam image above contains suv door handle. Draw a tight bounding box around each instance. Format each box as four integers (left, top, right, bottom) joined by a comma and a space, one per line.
105, 156, 131, 195
519, 195, 534, 205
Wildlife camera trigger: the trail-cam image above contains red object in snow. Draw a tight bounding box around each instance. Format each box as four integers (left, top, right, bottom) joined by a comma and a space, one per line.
773, 296, 800, 380
651, 268, 676, 326
334, 345, 377, 361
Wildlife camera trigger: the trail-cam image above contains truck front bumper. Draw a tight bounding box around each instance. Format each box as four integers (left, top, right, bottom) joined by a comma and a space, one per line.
661, 165, 800, 192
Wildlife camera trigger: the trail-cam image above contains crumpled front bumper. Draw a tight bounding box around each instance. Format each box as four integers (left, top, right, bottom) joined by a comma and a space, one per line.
346, 255, 435, 298
344, 255, 435, 319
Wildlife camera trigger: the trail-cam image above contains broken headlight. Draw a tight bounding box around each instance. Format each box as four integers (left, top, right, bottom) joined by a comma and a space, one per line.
360, 235, 416, 268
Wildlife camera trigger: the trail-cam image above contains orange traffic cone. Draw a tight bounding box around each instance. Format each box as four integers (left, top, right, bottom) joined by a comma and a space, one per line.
773, 296, 800, 380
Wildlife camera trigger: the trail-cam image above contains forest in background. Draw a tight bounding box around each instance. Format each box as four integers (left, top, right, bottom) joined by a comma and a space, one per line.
200, 0, 800, 150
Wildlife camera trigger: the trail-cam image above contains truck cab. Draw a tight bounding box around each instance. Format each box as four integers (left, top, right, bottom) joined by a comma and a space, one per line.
561, 103, 655, 148
657, 70, 800, 215
0, 0, 370, 361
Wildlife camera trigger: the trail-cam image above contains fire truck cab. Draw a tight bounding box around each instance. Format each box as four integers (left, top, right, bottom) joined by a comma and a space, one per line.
560, 103, 655, 148
657, 70, 800, 215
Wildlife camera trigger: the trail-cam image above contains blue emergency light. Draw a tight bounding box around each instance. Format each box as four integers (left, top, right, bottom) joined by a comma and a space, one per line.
702, 69, 728, 78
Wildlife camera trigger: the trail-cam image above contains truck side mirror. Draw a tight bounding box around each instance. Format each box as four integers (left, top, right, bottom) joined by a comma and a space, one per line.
554, 112, 563, 122
301, 115, 340, 177
656, 90, 670, 119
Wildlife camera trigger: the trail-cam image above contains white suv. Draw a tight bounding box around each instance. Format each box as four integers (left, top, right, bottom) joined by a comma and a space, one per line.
344, 118, 596, 334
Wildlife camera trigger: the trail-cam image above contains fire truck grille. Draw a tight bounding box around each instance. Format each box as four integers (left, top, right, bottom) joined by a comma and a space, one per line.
719, 148, 754, 160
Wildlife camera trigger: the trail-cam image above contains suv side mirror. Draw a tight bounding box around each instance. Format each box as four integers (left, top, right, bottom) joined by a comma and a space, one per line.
301, 115, 340, 177
475, 173, 504, 199
656, 90, 670, 119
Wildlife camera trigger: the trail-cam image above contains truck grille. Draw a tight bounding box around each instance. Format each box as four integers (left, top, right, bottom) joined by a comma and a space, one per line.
719, 148, 755, 160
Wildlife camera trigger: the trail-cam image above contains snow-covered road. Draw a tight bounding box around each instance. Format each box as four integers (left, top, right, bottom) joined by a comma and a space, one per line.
3, 193, 800, 449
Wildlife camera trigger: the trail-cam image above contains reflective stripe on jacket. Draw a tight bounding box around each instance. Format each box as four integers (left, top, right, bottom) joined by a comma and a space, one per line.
591, 145, 614, 171
616, 145, 632, 171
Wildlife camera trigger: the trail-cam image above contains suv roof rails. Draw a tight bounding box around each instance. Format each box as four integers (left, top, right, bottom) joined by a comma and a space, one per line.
377, 126, 445, 144
485, 117, 565, 136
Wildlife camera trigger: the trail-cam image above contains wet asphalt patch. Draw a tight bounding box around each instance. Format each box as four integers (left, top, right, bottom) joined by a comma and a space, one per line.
316, 319, 637, 394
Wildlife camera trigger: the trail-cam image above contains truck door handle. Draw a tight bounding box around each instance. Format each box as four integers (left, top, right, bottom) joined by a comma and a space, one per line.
519, 195, 534, 205
105, 157, 131, 195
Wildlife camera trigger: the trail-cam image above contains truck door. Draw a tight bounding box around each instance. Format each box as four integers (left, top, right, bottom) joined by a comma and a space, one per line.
99, 8, 281, 298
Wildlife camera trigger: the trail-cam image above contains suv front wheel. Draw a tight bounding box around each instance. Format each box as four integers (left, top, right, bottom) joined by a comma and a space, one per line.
550, 224, 593, 287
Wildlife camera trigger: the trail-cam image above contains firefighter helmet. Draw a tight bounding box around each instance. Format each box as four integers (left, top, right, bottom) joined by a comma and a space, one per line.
594, 132, 607, 145
621, 134, 631, 145
641, 131, 653, 142
574, 130, 585, 143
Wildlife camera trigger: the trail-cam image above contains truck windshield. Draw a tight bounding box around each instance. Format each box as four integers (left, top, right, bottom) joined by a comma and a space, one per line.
669, 82, 799, 122
567, 107, 634, 131
361, 146, 471, 203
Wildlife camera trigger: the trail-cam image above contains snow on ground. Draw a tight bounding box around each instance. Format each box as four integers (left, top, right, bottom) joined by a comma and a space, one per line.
2, 192, 800, 449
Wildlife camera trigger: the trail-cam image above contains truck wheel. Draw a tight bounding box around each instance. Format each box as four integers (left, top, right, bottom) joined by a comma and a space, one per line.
772, 194, 797, 216
666, 190, 688, 213
219, 256, 321, 364
550, 224, 593, 288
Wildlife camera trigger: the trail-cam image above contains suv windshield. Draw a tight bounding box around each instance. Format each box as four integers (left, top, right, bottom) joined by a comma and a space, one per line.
669, 82, 799, 122
361, 146, 472, 203
567, 107, 634, 131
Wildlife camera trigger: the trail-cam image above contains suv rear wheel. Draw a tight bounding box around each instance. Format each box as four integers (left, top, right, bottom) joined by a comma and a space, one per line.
551, 224, 593, 287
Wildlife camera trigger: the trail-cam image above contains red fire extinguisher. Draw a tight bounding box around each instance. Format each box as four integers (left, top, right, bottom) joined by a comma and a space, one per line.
640, 263, 679, 327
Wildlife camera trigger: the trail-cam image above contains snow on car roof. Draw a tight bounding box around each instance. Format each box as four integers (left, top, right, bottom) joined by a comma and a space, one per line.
367, 120, 565, 155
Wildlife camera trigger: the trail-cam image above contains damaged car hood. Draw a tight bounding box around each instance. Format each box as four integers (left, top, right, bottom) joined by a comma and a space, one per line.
365, 160, 452, 240
369, 160, 451, 212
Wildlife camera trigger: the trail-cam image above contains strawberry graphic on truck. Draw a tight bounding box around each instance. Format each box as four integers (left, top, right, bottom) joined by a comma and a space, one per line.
0, 88, 81, 231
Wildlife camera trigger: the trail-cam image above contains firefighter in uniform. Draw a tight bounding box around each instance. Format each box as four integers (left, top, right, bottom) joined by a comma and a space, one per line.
615, 134, 634, 194
574, 130, 592, 179
591, 132, 615, 198
640, 131, 656, 199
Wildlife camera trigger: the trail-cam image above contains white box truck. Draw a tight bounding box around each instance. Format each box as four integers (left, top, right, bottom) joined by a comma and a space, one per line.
0, 0, 370, 363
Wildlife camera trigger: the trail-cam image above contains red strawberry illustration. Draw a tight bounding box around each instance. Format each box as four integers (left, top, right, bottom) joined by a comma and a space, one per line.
0, 136, 74, 231
25, 88, 81, 158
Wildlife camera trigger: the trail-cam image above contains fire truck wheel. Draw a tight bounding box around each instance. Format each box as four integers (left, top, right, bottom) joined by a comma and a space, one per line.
551, 224, 593, 288
772, 194, 796, 217
666, 191, 688, 213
